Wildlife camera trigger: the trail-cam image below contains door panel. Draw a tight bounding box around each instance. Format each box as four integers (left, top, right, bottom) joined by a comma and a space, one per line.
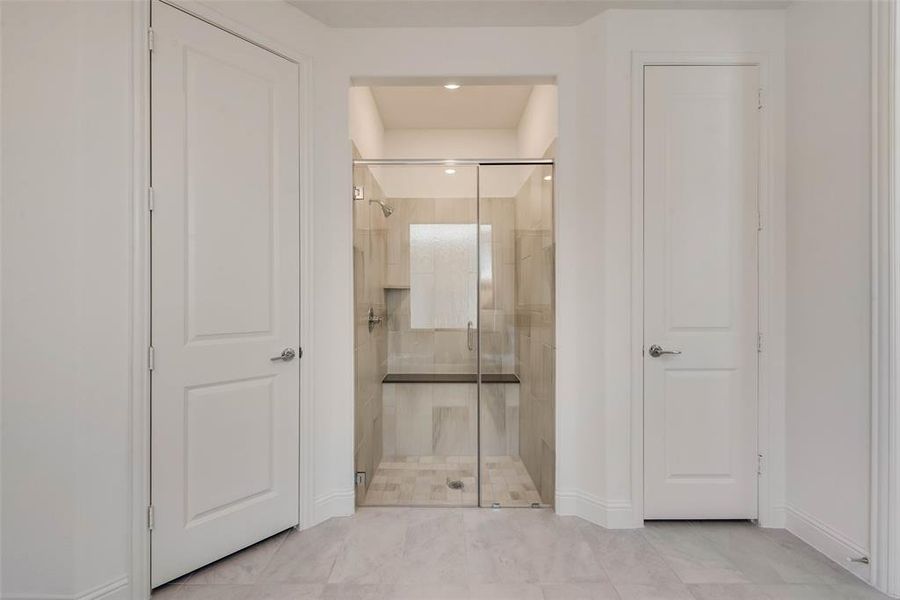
643, 65, 759, 519
151, 0, 300, 585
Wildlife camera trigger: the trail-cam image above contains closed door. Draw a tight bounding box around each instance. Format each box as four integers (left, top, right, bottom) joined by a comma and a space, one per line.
643, 65, 759, 519
151, 0, 300, 586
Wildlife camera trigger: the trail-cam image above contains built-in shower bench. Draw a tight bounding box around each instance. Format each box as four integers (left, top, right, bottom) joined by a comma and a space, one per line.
381, 373, 520, 384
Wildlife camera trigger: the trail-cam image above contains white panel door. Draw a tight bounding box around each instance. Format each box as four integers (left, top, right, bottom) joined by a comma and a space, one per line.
643, 65, 759, 519
151, 1, 300, 586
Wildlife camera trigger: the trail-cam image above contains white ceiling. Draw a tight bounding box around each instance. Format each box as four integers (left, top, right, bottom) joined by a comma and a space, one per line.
370, 85, 534, 129
288, 0, 788, 28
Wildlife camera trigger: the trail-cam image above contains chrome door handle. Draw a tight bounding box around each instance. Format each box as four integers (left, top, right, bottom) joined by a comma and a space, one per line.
367, 307, 383, 333
271, 348, 296, 362
648, 344, 681, 358
467, 321, 475, 351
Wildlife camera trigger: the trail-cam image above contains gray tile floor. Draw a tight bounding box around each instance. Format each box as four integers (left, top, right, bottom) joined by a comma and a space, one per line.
153, 508, 890, 600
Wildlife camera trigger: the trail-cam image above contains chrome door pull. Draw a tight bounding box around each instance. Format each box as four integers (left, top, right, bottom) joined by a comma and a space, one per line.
648, 344, 681, 358
467, 321, 475, 351
271, 348, 296, 362
367, 307, 383, 333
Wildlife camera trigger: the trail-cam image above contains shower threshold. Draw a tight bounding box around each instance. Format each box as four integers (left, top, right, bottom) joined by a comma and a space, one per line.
360, 455, 543, 507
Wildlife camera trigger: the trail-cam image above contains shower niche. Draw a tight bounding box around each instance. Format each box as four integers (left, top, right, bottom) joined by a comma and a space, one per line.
351, 83, 556, 509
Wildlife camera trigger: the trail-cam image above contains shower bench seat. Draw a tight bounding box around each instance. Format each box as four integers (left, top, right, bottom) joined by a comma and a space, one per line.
381, 373, 520, 384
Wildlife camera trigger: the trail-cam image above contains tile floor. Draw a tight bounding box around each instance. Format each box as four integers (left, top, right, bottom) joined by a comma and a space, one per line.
360, 455, 543, 507
153, 508, 890, 600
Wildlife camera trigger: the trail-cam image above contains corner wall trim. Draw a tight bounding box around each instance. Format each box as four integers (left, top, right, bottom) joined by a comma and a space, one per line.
556, 489, 639, 529
784, 505, 870, 582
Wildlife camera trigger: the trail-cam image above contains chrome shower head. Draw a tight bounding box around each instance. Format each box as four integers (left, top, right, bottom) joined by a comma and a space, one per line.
369, 199, 394, 218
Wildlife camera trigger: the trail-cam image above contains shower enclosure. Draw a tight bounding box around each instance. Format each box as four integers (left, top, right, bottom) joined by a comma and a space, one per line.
353, 159, 555, 508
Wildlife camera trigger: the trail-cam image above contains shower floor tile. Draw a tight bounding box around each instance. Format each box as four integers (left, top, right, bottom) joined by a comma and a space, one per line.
360, 455, 543, 507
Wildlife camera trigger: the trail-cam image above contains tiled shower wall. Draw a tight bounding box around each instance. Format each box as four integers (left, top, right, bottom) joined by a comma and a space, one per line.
381, 383, 520, 459
384, 197, 516, 374
514, 167, 556, 505
353, 162, 389, 502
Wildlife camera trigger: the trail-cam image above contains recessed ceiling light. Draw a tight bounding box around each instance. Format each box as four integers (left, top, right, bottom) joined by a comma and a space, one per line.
444, 83, 461, 90
543, 175, 553, 181
445, 168, 457, 175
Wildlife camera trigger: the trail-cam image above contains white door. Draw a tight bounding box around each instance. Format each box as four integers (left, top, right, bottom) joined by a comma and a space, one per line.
643, 65, 759, 519
151, 1, 300, 586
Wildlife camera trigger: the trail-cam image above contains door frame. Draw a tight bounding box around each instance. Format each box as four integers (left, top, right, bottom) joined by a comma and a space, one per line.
130, 1, 314, 596
629, 52, 785, 528
871, 0, 900, 596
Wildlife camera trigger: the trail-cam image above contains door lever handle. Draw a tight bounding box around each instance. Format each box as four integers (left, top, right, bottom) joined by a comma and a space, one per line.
648, 344, 681, 358
271, 348, 296, 362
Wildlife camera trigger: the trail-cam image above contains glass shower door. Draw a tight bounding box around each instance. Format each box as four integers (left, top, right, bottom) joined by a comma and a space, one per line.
354, 162, 480, 507
478, 163, 556, 508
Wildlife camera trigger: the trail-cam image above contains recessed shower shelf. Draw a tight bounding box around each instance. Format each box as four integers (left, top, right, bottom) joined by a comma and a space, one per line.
382, 373, 520, 384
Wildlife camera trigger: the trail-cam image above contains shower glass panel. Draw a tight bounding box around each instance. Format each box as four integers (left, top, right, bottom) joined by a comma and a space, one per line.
352, 159, 555, 509
478, 164, 555, 508
353, 162, 480, 507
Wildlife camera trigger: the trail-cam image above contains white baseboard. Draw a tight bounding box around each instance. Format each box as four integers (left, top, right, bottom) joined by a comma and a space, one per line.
2, 576, 130, 600
784, 504, 870, 583
556, 489, 639, 529
311, 489, 355, 526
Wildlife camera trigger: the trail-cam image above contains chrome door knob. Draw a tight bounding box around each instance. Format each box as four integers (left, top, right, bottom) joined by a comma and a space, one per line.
648, 344, 682, 358
271, 348, 296, 362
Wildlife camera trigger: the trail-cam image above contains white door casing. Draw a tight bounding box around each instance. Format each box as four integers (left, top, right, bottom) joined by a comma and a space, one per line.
643, 65, 760, 520
150, 0, 300, 585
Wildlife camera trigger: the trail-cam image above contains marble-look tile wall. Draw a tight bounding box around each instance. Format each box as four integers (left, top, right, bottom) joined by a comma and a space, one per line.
384, 197, 516, 374
514, 165, 556, 506
382, 383, 519, 458
353, 162, 389, 504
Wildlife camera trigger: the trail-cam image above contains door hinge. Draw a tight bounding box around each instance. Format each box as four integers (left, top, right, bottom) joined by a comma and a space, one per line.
757, 88, 764, 110
148, 346, 155, 371
148, 28, 154, 52
757, 332, 763, 353
757, 209, 762, 231
147, 187, 154, 212
757, 453, 764, 476
353, 186, 364, 201
147, 505, 154, 531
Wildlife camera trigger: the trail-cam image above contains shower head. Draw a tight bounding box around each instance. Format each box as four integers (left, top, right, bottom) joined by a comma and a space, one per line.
369, 199, 394, 218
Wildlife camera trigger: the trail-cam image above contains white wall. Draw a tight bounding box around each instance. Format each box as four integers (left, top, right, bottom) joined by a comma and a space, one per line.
1, 2, 134, 597
575, 7, 788, 528
517, 84, 558, 158
319, 25, 579, 524
349, 86, 384, 159
11, 1, 880, 597
784, 0, 872, 577
0, 1, 329, 598
380, 128, 519, 197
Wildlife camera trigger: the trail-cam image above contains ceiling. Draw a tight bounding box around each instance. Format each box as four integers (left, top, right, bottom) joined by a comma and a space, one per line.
288, 0, 787, 28
370, 85, 534, 129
